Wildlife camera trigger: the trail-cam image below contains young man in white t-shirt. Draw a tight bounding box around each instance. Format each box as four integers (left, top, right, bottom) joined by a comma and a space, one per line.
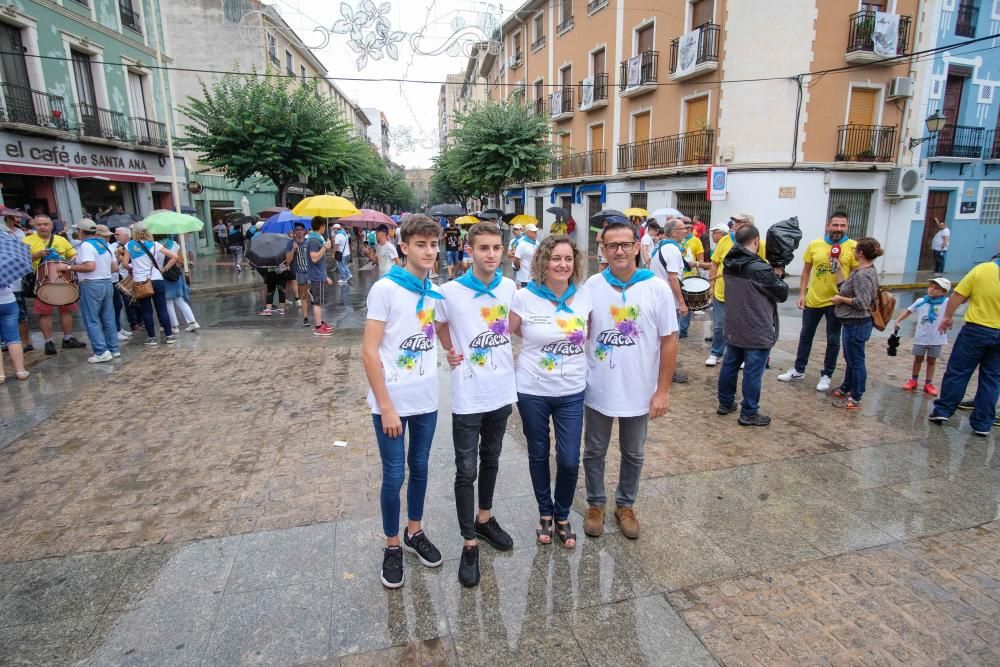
362, 214, 444, 589
582, 220, 678, 540
650, 219, 689, 383
66, 219, 120, 362
895, 277, 951, 396
435, 221, 517, 588
513, 223, 538, 287
374, 224, 399, 276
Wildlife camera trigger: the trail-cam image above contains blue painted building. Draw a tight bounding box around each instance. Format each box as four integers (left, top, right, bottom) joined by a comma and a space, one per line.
908, 0, 1000, 273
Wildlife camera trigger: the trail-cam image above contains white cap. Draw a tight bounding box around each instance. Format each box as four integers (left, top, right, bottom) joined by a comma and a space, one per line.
512, 223, 523, 230
524, 223, 538, 232
710, 224, 728, 233
333, 223, 342, 229
929, 277, 952, 291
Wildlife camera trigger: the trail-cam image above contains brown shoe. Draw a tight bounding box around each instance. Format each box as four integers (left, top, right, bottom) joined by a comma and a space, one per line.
583, 505, 605, 537
615, 506, 640, 539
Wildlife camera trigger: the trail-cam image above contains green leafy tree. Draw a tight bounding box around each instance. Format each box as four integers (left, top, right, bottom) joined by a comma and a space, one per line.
448, 102, 552, 206
178, 72, 355, 206
429, 147, 477, 208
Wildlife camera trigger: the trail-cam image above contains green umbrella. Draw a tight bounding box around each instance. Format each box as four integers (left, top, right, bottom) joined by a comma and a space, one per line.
142, 209, 205, 235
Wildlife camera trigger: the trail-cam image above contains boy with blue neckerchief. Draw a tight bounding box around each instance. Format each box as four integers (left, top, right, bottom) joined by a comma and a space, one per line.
306, 216, 334, 336
895, 277, 950, 396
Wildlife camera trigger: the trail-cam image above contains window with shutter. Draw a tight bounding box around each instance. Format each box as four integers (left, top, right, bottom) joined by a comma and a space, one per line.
847, 88, 878, 126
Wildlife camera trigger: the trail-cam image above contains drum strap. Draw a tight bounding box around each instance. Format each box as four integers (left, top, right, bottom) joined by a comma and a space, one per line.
657, 245, 691, 274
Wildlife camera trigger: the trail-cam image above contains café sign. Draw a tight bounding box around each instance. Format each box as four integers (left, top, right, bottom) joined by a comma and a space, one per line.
0, 133, 181, 180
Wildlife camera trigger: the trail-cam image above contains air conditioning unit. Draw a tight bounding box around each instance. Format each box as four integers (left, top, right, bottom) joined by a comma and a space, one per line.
887, 77, 913, 100
885, 166, 923, 199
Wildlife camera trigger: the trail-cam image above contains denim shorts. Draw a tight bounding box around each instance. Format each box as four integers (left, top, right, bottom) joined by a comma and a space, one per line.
913, 343, 944, 358
446, 250, 460, 265
0, 301, 20, 344
14, 292, 27, 322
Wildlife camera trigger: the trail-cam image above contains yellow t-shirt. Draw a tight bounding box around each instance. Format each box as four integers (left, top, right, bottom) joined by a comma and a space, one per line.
955, 261, 1000, 329
802, 238, 858, 309
24, 233, 76, 269
710, 233, 767, 302
682, 236, 704, 278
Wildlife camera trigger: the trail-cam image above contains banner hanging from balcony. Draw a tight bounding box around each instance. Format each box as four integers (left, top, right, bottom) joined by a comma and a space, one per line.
675, 30, 699, 79
551, 90, 562, 117
873, 12, 899, 58
626, 55, 642, 89
581, 77, 594, 108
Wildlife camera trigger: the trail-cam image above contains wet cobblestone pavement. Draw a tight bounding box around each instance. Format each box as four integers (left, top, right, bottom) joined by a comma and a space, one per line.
0, 264, 997, 665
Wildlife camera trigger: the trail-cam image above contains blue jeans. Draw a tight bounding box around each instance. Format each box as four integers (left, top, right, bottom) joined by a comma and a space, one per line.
793, 305, 843, 377
79, 279, 119, 355
932, 323, 1000, 433
678, 308, 691, 337
338, 255, 352, 281
839, 319, 874, 401
372, 411, 437, 537
711, 297, 726, 357
933, 250, 947, 274
0, 300, 20, 344
517, 391, 585, 521
718, 347, 771, 418
137, 280, 173, 338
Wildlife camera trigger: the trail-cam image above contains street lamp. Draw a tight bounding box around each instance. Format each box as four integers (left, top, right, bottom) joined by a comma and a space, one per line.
909, 110, 948, 150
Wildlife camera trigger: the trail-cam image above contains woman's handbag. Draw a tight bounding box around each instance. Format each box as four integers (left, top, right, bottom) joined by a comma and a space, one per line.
132, 241, 161, 299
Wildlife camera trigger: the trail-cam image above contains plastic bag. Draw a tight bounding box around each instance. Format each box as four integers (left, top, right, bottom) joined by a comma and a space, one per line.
765, 216, 803, 269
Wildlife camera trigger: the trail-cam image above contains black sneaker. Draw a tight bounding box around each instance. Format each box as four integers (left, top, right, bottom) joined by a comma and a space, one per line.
302, 317, 310, 327
381, 546, 404, 589
458, 545, 480, 588
738, 413, 771, 426
22, 344, 33, 352
673, 370, 689, 384
928, 414, 949, 424
44, 340, 57, 356
475, 516, 514, 551
717, 403, 738, 415
61, 336, 86, 349
402, 530, 443, 567
958, 400, 975, 411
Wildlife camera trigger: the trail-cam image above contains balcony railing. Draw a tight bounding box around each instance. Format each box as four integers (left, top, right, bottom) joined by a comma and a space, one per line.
119, 1, 143, 35
557, 16, 574, 34
984, 129, 1000, 160
847, 10, 911, 57
618, 51, 659, 91
75, 103, 130, 142
551, 149, 607, 179
618, 129, 715, 172
68, 0, 89, 6
669, 24, 721, 74
550, 87, 573, 115
531, 35, 546, 51
835, 124, 897, 162
956, 3, 978, 38
131, 116, 167, 147
533, 97, 545, 115
587, 0, 608, 13
928, 124, 984, 159
579, 72, 609, 108
0, 83, 70, 130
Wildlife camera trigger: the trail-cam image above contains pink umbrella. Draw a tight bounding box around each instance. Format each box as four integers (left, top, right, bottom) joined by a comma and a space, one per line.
337, 209, 397, 229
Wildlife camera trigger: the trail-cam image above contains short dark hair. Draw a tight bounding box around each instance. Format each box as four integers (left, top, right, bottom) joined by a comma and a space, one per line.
293, 220, 306, 229
735, 225, 760, 246
602, 220, 637, 240
829, 210, 849, 223
401, 214, 440, 242
466, 221, 502, 245
645, 221, 661, 234
375, 224, 390, 234
311, 216, 326, 232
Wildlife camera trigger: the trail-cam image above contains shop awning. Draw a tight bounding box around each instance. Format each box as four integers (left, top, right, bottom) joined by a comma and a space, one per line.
0, 161, 70, 178
68, 167, 155, 183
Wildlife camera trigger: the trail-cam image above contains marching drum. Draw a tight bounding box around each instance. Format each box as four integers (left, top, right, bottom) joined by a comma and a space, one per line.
35, 261, 79, 306
681, 277, 712, 311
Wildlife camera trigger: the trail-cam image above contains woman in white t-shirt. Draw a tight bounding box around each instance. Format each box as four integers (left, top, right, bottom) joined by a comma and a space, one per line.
121, 224, 180, 346
510, 234, 592, 548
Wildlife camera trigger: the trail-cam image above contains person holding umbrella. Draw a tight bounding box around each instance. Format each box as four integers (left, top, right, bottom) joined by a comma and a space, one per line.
0, 226, 31, 380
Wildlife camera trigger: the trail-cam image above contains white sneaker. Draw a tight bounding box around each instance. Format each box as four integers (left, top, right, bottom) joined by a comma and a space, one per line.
816, 375, 832, 392
185, 322, 201, 332
777, 369, 805, 382
337, 279, 348, 285
145, 338, 158, 347
740, 362, 745, 370
117, 331, 129, 341
111, 351, 122, 358
705, 355, 719, 367
87, 351, 113, 363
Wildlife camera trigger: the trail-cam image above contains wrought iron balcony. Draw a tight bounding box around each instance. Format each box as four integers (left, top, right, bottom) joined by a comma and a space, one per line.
587, 0, 608, 14
984, 129, 1000, 160
75, 103, 130, 142
533, 97, 545, 115
557, 16, 574, 34
531, 35, 546, 51
119, 1, 143, 35
927, 124, 984, 159
131, 116, 167, 147
835, 124, 897, 162
618, 129, 715, 172
551, 149, 607, 179
669, 23, 720, 80
846, 11, 911, 62
579, 73, 609, 109
618, 51, 658, 96
549, 86, 574, 117
0, 83, 70, 130
956, 3, 978, 38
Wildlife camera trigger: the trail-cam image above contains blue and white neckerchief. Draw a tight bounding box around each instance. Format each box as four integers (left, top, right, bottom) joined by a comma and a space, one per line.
914, 295, 947, 323
84, 238, 108, 255
525, 280, 576, 313
455, 269, 502, 299
385, 264, 443, 313
601, 267, 654, 303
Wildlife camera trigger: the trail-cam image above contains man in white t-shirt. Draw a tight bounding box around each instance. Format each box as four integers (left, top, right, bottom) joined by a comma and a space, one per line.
650, 219, 689, 383
362, 214, 444, 590
374, 224, 399, 276
66, 219, 120, 362
332, 223, 352, 284
435, 221, 517, 588
506, 223, 523, 259
513, 223, 538, 287
582, 220, 678, 540
930, 218, 950, 275
640, 220, 659, 266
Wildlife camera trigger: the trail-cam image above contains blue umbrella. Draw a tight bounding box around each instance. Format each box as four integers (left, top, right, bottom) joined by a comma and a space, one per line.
0, 229, 32, 288
261, 211, 311, 234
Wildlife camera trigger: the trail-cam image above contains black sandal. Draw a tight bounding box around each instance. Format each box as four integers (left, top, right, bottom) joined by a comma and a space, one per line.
555, 520, 576, 549
536, 517, 553, 545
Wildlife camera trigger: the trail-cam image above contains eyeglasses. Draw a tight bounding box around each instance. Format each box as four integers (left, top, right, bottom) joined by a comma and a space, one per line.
602, 242, 637, 252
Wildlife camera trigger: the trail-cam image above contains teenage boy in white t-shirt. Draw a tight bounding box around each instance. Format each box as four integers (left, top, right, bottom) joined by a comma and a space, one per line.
582, 221, 678, 540
513, 224, 538, 287
362, 214, 444, 589
435, 221, 517, 588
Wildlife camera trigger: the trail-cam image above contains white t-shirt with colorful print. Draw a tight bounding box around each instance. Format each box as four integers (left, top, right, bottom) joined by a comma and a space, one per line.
436, 277, 517, 415
365, 279, 439, 417
511, 286, 592, 397
584, 274, 678, 417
